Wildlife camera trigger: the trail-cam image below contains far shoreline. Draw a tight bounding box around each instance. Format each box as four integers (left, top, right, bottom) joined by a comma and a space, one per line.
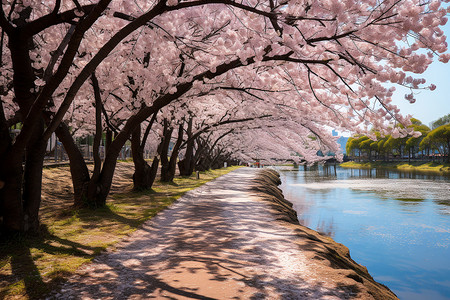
340, 161, 450, 174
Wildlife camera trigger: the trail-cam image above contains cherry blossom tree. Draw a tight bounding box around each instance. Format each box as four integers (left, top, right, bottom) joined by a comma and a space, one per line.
1, 0, 449, 234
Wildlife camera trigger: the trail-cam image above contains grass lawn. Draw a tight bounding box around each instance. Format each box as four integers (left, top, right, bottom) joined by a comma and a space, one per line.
340, 161, 450, 174
0, 162, 241, 299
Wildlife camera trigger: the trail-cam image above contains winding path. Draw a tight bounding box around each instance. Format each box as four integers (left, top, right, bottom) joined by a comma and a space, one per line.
47, 168, 375, 299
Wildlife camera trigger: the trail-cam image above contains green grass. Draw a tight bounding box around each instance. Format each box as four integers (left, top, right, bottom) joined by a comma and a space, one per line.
340, 161, 450, 174
0, 165, 241, 299
117, 157, 134, 162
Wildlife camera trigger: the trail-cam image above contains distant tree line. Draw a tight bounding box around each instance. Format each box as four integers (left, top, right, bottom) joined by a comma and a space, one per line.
346, 115, 450, 163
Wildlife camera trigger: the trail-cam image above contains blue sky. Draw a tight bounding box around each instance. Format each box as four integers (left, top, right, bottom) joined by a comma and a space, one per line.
390, 22, 450, 127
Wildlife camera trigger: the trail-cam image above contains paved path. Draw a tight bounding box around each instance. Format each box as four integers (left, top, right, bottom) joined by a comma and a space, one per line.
48, 168, 364, 299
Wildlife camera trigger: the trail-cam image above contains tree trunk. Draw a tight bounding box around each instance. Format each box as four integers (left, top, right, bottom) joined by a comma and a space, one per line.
22, 118, 46, 233
178, 158, 188, 176
89, 150, 119, 207
65, 110, 151, 207
0, 33, 36, 234
194, 138, 209, 171
0, 155, 24, 234
132, 124, 155, 190
105, 128, 112, 155
85, 74, 104, 207
55, 122, 90, 207
166, 123, 184, 182
0, 113, 45, 235
159, 119, 173, 182
198, 129, 233, 171
84, 114, 143, 206
131, 112, 159, 190
178, 117, 194, 176
149, 157, 160, 186
0, 102, 12, 232
209, 148, 224, 170
193, 138, 209, 172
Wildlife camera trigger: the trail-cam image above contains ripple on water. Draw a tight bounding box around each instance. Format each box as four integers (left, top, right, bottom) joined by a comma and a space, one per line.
289, 178, 450, 202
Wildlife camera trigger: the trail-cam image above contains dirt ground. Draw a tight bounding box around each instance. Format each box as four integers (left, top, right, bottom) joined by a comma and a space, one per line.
45, 167, 397, 300
40, 162, 136, 217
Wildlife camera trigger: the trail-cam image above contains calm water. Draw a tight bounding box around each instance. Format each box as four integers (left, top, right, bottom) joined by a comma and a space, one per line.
278, 166, 450, 300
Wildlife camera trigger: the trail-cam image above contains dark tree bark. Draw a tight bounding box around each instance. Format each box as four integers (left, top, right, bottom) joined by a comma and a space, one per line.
178, 115, 267, 175
57, 72, 108, 209
132, 124, 149, 190
159, 119, 173, 182
105, 128, 112, 155
22, 118, 46, 233
205, 148, 226, 170
209, 148, 224, 170
196, 129, 234, 171
0, 32, 36, 234
0, 98, 12, 230
85, 73, 104, 207
131, 112, 159, 190
54, 122, 90, 207
194, 137, 210, 172
178, 117, 194, 176
0, 134, 45, 234
0, 155, 24, 233
166, 123, 184, 182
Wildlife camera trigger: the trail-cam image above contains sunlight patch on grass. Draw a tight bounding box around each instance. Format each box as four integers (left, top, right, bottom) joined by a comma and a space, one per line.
2, 280, 26, 299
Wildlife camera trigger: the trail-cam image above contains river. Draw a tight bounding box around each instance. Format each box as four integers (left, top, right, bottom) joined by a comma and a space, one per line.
278, 166, 450, 300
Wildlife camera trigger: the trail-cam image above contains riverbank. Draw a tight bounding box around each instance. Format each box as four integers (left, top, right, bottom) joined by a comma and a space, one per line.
0, 163, 240, 299
252, 168, 398, 299
341, 161, 450, 174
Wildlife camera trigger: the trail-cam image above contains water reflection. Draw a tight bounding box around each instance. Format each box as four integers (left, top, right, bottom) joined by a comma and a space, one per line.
300, 164, 450, 181
278, 166, 450, 300
395, 198, 425, 205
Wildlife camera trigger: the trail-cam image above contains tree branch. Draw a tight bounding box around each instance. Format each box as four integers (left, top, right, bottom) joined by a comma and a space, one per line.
43, 24, 76, 82
90, 72, 103, 180
51, 0, 62, 15
181, 114, 272, 149
0, 4, 14, 33
25, 4, 97, 36
140, 110, 159, 149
